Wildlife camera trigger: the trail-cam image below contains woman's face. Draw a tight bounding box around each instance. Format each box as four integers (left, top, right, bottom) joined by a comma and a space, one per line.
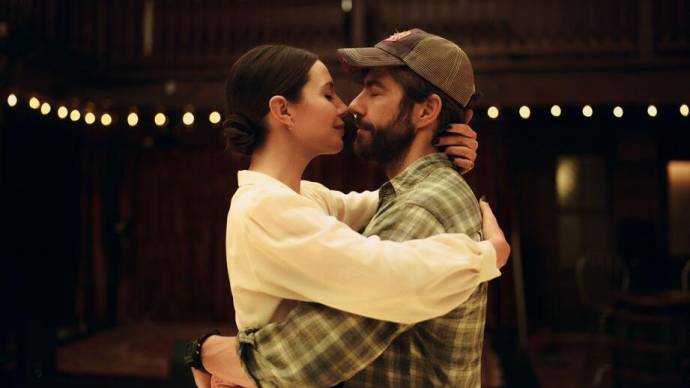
288, 60, 348, 156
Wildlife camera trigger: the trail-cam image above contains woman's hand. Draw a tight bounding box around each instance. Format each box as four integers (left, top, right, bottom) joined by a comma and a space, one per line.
479, 199, 510, 269
435, 124, 479, 174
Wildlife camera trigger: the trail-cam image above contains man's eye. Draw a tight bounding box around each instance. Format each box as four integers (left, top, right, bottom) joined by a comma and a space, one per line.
325, 94, 334, 100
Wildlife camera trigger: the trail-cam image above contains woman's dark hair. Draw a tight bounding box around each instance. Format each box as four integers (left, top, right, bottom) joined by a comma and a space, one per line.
223, 45, 318, 155
388, 67, 479, 136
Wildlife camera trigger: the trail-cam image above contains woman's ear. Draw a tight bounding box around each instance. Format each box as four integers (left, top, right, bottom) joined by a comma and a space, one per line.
268, 95, 293, 129
415, 93, 442, 129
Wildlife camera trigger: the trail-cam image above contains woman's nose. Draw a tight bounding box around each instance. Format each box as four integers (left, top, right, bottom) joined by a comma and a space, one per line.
335, 95, 348, 115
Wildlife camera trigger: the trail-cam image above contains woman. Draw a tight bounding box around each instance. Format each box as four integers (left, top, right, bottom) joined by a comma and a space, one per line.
192, 45, 509, 387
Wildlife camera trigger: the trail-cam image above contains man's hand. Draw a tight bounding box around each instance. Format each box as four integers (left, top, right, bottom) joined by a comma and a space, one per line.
435, 123, 479, 174
201, 335, 256, 388
211, 374, 245, 387
479, 198, 510, 269
191, 368, 212, 388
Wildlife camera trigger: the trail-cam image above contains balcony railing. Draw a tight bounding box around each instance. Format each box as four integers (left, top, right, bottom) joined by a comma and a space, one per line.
1, 0, 689, 78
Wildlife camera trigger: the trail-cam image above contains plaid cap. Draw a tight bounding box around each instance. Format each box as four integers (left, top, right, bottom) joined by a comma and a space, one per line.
337, 29, 476, 107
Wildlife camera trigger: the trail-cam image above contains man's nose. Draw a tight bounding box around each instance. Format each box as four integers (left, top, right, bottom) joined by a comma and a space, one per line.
348, 91, 366, 117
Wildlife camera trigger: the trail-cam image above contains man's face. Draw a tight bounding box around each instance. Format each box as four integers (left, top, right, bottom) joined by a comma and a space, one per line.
349, 68, 415, 163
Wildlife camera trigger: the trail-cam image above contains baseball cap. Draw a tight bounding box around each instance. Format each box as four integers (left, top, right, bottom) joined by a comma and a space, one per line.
337, 29, 476, 107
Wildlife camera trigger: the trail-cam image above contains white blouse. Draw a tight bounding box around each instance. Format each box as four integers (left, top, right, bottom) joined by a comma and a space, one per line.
226, 170, 500, 330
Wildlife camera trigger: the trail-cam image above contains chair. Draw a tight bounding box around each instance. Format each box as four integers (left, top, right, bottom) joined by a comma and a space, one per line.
681, 259, 690, 293
574, 251, 630, 387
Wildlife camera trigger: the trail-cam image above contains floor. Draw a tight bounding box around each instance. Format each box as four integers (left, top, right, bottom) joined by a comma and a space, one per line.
52, 322, 507, 386
10, 323, 625, 387
56, 322, 236, 381
528, 331, 612, 388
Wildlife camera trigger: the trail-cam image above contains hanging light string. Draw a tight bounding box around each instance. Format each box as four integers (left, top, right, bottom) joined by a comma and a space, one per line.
4, 91, 689, 127
4, 91, 226, 127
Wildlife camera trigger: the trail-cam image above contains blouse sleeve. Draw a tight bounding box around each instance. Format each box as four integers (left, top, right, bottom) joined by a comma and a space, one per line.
238, 190, 500, 324
300, 180, 379, 232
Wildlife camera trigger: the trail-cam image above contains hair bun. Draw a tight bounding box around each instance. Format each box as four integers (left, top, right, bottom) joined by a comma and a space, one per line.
223, 113, 259, 155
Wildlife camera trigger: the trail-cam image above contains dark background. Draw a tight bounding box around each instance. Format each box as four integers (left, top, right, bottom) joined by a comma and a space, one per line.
2, 1, 690, 387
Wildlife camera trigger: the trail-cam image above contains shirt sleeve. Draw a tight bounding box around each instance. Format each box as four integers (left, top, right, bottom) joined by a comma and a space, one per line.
235, 204, 495, 388
299, 180, 379, 231
237, 303, 409, 388
239, 191, 499, 324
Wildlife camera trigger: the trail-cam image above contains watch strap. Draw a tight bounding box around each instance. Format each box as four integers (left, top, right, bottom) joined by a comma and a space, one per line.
184, 329, 221, 372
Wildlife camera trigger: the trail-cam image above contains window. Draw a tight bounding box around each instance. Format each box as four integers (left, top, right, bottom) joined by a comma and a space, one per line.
667, 161, 690, 256
556, 155, 609, 268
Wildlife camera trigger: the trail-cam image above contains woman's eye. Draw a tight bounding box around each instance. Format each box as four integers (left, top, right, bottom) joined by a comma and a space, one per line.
325, 94, 334, 100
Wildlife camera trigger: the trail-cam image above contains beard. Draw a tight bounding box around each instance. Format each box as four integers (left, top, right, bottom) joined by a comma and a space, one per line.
353, 110, 415, 164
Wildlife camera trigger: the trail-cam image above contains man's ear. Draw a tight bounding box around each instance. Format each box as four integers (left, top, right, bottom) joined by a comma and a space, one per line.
464, 108, 474, 124
268, 95, 293, 129
416, 93, 442, 129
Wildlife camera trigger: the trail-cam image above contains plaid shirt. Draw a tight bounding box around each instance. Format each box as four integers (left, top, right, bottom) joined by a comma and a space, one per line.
237, 152, 488, 387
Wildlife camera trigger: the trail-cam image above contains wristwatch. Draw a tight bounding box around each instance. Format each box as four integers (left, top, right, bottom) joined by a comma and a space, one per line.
184, 329, 220, 372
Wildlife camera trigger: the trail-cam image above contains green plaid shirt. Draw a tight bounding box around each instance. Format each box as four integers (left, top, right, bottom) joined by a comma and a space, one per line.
237, 152, 488, 387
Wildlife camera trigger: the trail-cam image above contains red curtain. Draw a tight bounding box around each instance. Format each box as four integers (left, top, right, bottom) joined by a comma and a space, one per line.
76, 128, 514, 328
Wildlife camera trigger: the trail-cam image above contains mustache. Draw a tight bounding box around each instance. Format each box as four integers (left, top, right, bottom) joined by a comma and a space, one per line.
352, 114, 377, 132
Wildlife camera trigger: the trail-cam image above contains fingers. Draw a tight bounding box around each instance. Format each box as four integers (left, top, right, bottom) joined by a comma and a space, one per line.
211, 374, 241, 388
444, 145, 477, 174
479, 199, 510, 268
444, 145, 477, 162
479, 199, 503, 239
479, 199, 498, 225
435, 134, 479, 150
192, 368, 212, 388
451, 156, 474, 174
445, 123, 477, 139
479, 199, 494, 221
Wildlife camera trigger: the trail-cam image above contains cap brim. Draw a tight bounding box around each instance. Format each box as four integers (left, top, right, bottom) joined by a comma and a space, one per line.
336, 47, 404, 71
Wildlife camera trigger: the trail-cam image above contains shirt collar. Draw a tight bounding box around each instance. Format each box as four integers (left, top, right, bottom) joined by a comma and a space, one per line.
379, 152, 453, 201
237, 170, 294, 192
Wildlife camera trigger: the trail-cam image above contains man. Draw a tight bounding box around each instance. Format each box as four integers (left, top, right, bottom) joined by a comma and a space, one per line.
192, 29, 509, 387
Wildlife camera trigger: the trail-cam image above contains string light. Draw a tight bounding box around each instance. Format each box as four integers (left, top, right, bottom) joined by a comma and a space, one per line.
487, 106, 499, 119
12, 90, 690, 127
647, 105, 657, 118
154, 112, 167, 126
40, 102, 51, 115
101, 113, 113, 126
7, 93, 17, 107
550, 105, 561, 117
209, 111, 222, 124
57, 106, 68, 119
29, 97, 40, 109
70, 109, 81, 122
182, 111, 195, 126
84, 112, 96, 125
613, 106, 623, 118
582, 105, 593, 117
127, 112, 139, 127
